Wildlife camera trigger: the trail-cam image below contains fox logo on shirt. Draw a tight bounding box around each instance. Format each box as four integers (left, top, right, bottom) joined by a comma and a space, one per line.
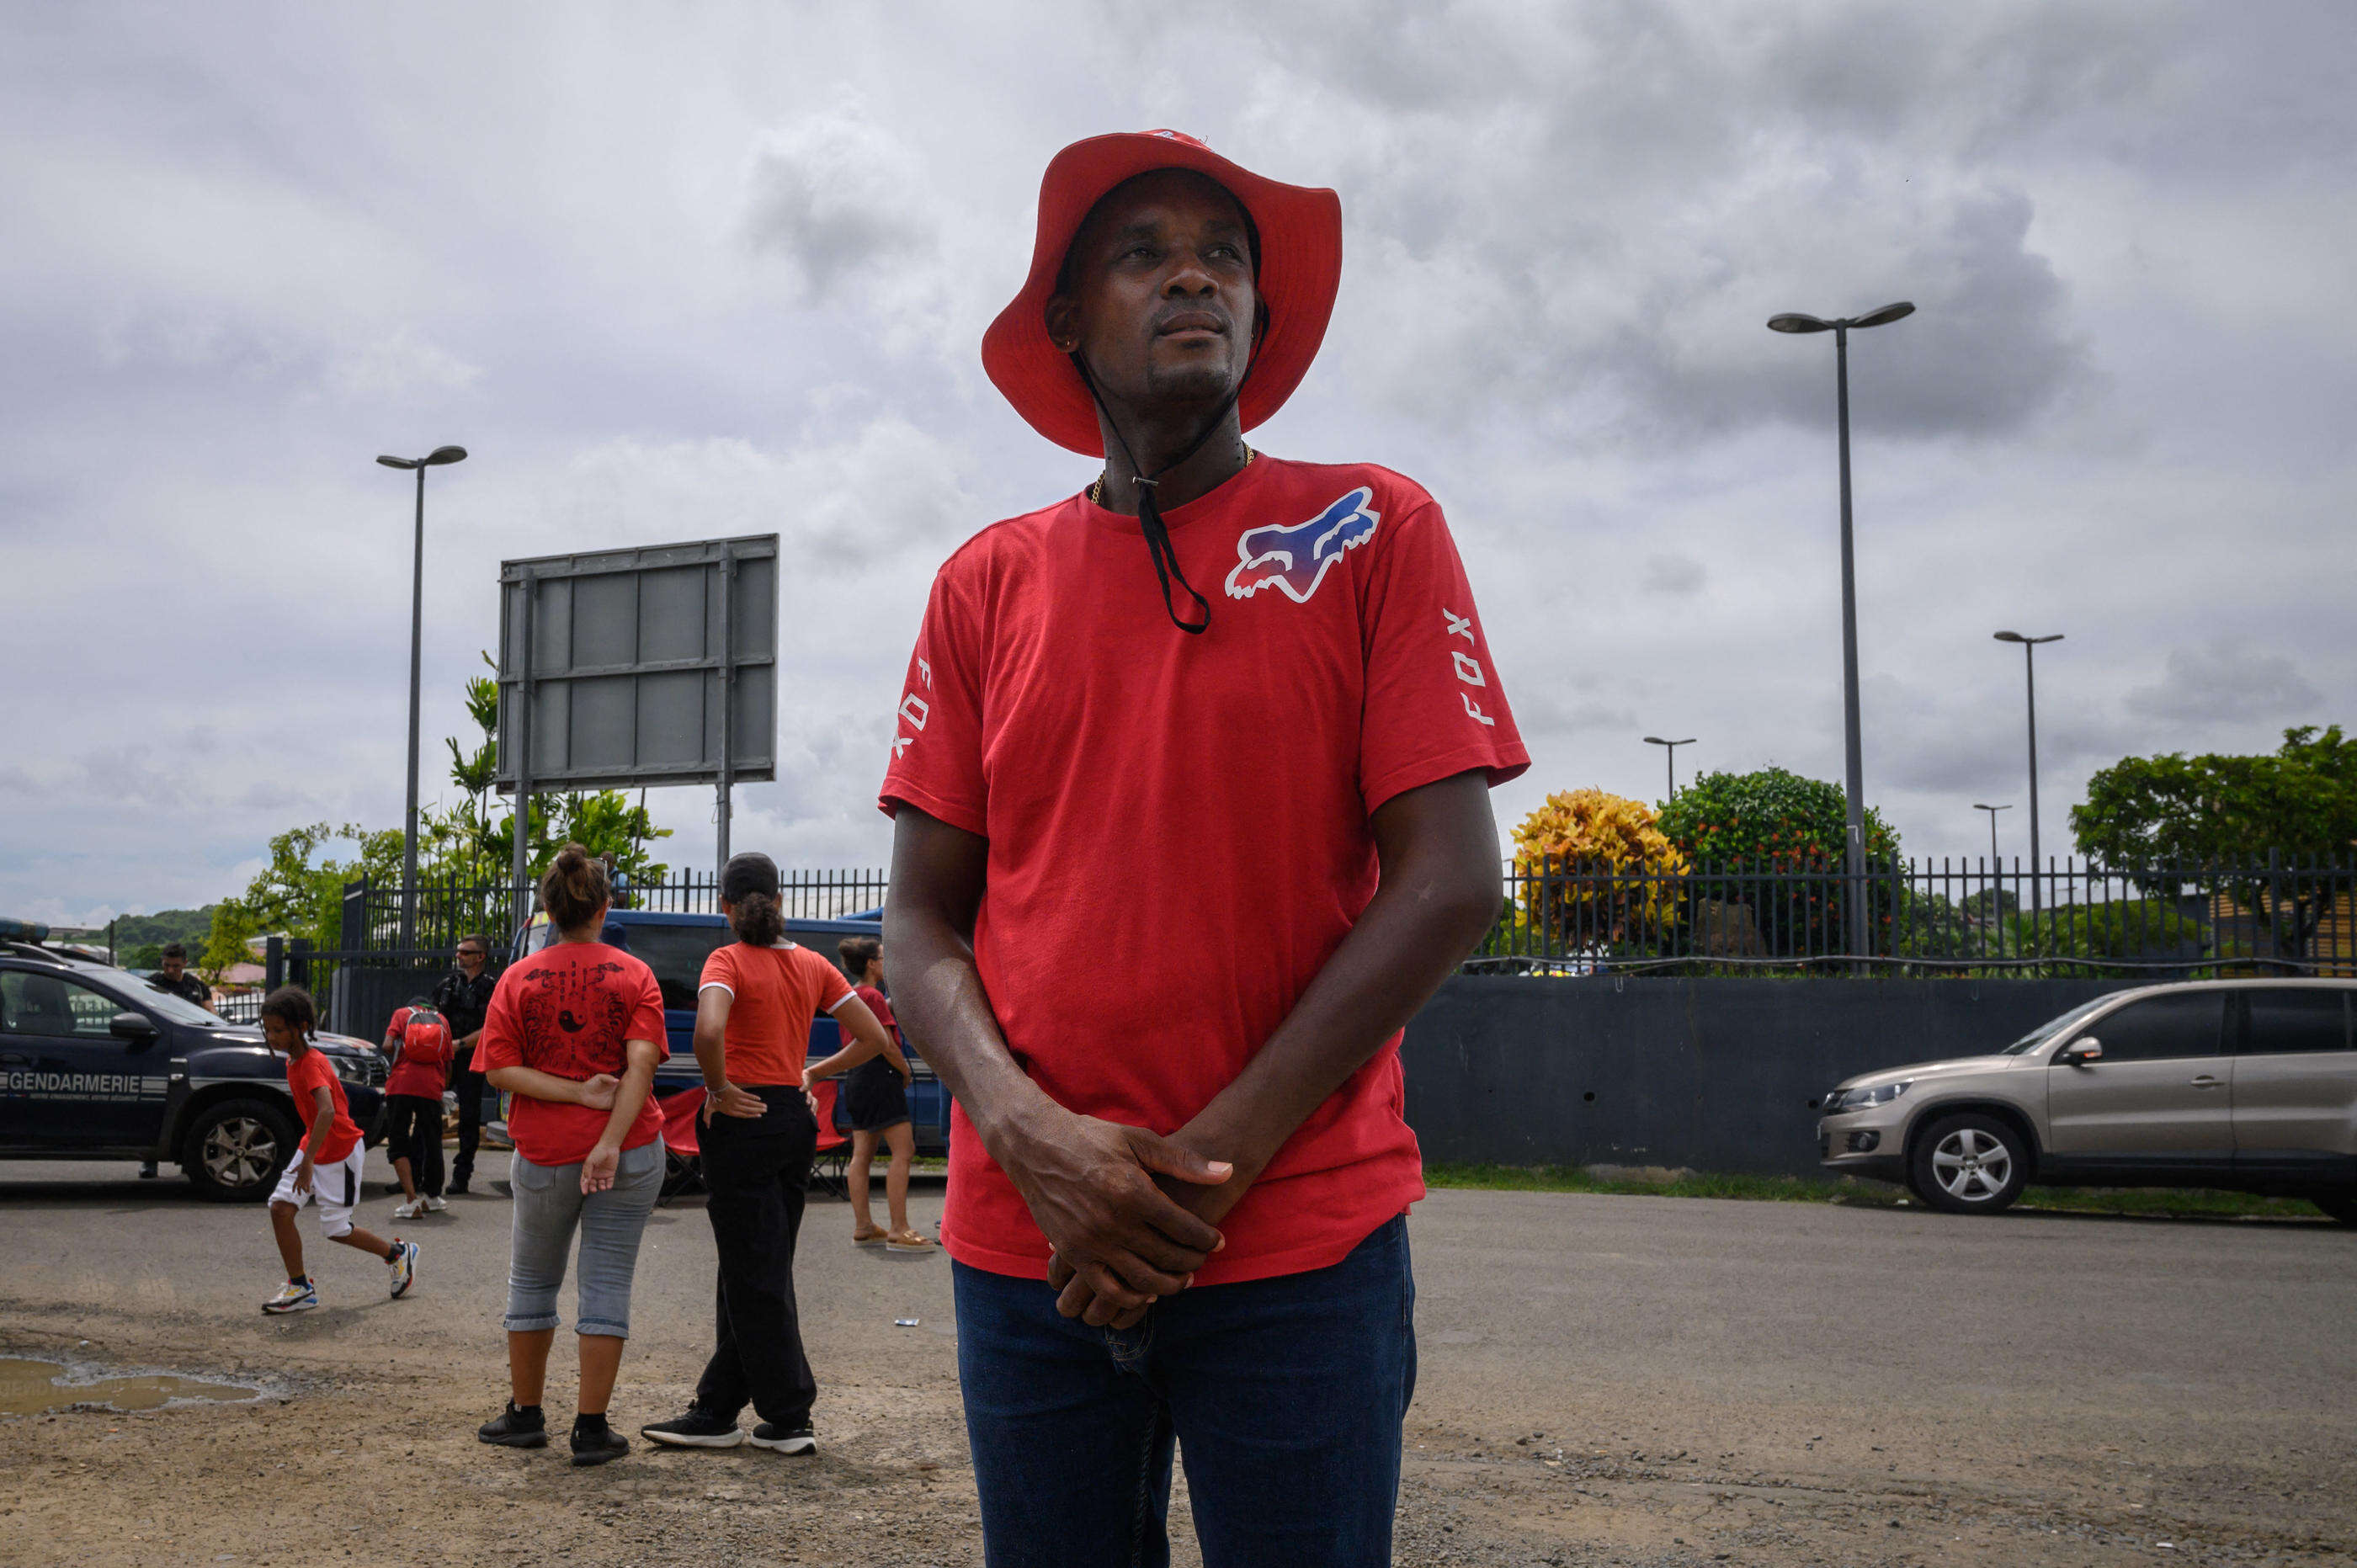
1223, 486, 1380, 604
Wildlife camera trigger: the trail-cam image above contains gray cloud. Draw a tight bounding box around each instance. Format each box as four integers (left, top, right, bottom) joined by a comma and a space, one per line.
2124, 640, 2326, 726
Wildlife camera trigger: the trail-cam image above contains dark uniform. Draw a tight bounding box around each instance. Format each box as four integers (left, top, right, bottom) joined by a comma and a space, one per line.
434, 966, 499, 1192
149, 970, 213, 1009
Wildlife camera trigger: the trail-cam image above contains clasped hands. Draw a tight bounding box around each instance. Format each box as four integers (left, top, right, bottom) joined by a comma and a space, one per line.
1006, 1111, 1248, 1330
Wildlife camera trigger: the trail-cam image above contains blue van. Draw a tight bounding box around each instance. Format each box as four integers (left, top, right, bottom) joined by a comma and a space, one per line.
511, 906, 949, 1154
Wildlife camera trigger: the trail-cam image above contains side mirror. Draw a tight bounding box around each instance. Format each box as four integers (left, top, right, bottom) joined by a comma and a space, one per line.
2056, 1037, 2103, 1066
109, 1012, 160, 1042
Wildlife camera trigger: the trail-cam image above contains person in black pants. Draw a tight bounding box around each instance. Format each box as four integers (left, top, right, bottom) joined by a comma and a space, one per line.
640, 853, 895, 1455
434, 935, 497, 1195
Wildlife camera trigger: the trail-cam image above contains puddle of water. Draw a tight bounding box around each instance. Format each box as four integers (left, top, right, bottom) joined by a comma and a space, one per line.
0, 1357, 258, 1416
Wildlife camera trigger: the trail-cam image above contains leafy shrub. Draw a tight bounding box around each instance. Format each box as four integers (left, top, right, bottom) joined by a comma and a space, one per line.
1508, 789, 1686, 951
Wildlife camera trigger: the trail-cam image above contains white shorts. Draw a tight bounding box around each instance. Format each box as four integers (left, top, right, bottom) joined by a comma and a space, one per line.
271, 1145, 367, 1238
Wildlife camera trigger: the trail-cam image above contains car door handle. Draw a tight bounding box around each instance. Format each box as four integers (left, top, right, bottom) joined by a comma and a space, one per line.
2189, 1075, 2222, 1088
0, 1052, 28, 1066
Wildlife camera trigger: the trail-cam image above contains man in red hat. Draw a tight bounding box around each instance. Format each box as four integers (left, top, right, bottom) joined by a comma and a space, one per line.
881, 130, 1528, 1565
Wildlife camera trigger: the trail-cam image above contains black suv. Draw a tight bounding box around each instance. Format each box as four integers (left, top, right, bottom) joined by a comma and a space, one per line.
0, 933, 386, 1199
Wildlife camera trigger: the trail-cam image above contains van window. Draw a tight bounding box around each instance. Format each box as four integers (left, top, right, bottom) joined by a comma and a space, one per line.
627, 925, 737, 1011
2243, 989, 2351, 1055
2086, 992, 2226, 1062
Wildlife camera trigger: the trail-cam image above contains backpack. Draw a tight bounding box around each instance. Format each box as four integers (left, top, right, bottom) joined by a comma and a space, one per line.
399, 1006, 453, 1071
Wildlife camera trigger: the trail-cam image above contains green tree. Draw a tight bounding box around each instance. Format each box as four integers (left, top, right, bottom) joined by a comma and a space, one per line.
1655, 767, 1902, 956
198, 901, 261, 984
2072, 725, 2357, 957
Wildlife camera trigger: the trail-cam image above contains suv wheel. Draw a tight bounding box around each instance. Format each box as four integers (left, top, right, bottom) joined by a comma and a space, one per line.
2312, 1193, 2357, 1227
1909, 1113, 2030, 1215
183, 1098, 298, 1202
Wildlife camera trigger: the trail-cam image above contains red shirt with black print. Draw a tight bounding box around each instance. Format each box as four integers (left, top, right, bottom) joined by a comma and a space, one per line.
879, 456, 1527, 1285
477, 942, 669, 1167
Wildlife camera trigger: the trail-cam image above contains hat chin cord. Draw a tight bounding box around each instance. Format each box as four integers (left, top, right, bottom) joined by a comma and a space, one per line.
1070, 351, 1256, 636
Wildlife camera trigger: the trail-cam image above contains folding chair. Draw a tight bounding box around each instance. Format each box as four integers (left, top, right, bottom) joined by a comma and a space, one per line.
806, 1079, 850, 1199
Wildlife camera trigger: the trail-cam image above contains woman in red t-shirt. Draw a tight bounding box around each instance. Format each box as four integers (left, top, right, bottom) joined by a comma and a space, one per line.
474, 845, 668, 1467
638, 852, 894, 1457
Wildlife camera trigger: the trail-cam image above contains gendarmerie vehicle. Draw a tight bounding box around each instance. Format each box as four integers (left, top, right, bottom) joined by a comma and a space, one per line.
0, 919, 386, 1199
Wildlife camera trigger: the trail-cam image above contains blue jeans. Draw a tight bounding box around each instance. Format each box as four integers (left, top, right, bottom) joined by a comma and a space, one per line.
953, 1215, 1416, 1568
503, 1140, 663, 1338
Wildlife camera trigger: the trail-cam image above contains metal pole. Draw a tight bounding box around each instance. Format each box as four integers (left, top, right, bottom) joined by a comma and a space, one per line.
511, 571, 535, 944
1664, 741, 1677, 801
716, 551, 735, 874
2024, 640, 2042, 918
1834, 324, 1868, 961
402, 465, 425, 951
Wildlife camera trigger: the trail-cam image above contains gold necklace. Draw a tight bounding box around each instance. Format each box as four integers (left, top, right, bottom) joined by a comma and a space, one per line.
1091, 446, 1253, 508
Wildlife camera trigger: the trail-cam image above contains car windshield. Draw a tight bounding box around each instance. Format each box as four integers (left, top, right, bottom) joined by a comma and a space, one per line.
114, 975, 228, 1027
2001, 996, 2115, 1055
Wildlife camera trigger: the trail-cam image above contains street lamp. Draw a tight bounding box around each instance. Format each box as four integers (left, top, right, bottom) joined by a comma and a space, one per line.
1971, 802, 2010, 869
1993, 630, 2063, 917
376, 445, 469, 953
1643, 736, 1696, 801
1769, 300, 1914, 957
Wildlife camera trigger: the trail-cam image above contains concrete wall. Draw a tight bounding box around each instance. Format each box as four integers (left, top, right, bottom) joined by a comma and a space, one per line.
1399, 975, 2137, 1177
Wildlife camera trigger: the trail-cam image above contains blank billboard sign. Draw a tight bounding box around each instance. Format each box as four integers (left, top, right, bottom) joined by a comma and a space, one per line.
495, 534, 778, 791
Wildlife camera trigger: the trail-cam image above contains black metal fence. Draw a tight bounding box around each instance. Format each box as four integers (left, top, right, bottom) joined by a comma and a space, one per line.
346, 868, 891, 952
1476, 853, 2357, 977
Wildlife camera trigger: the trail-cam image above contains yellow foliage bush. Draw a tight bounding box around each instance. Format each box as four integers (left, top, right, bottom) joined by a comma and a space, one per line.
1510, 789, 1687, 942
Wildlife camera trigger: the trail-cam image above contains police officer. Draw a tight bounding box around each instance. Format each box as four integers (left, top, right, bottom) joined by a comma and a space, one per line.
435, 934, 499, 1195
142, 943, 215, 1178
149, 943, 215, 1011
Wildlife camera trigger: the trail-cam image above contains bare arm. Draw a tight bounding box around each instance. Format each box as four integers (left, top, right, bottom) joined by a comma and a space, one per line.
803, 997, 902, 1082
884, 806, 1232, 1314
690, 985, 766, 1119
485, 1064, 618, 1108
580, 1036, 662, 1194
292, 1082, 335, 1193
1051, 771, 1503, 1321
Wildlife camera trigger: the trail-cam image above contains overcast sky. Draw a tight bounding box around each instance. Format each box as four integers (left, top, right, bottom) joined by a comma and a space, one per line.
4, 2, 2352, 927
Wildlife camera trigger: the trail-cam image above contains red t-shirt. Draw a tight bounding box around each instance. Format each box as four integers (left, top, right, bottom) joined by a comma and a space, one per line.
382, 1005, 453, 1099
853, 985, 897, 1038
286, 1046, 363, 1164
879, 457, 1527, 1284
698, 943, 855, 1086
477, 942, 670, 1167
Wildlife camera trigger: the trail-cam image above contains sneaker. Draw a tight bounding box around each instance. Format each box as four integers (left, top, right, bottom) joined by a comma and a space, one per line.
885, 1230, 936, 1253
261, 1279, 317, 1315
422, 1194, 449, 1213
392, 1198, 424, 1220
478, 1401, 547, 1448
571, 1423, 630, 1467
448, 1177, 471, 1197
641, 1409, 746, 1448
389, 1240, 419, 1299
748, 1423, 817, 1454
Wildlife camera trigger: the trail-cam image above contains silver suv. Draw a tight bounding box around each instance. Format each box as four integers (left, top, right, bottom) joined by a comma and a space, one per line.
1817, 980, 2357, 1220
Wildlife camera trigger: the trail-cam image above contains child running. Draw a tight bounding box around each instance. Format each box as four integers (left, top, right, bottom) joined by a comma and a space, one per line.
258, 985, 418, 1313
380, 994, 454, 1219
822, 934, 930, 1252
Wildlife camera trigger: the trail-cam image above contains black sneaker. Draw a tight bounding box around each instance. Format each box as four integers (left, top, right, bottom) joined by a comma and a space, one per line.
641, 1408, 746, 1448
748, 1423, 817, 1454
571, 1424, 630, 1467
477, 1401, 547, 1448
448, 1177, 471, 1197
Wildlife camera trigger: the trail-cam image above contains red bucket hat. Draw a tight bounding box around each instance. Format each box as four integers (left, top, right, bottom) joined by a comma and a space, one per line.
982, 130, 1343, 458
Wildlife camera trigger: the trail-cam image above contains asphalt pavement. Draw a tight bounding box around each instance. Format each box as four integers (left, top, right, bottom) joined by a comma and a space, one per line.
1, 1156, 2353, 1566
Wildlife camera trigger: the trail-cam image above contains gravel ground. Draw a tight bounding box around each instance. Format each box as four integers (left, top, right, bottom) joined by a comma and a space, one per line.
2, 1157, 2354, 1566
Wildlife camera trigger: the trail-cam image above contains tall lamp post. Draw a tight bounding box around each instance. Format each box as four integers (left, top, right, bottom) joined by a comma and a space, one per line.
1769, 300, 1914, 958
1993, 630, 2062, 917
1643, 736, 1696, 801
375, 445, 469, 953
1972, 802, 2010, 869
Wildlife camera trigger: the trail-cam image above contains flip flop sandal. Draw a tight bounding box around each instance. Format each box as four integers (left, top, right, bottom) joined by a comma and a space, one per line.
885, 1230, 936, 1253
853, 1227, 889, 1246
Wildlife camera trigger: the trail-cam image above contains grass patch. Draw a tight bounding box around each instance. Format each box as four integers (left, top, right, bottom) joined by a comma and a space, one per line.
1421, 1161, 2333, 1220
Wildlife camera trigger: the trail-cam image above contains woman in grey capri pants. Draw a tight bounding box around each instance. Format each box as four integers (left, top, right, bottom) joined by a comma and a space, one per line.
472, 845, 671, 1466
